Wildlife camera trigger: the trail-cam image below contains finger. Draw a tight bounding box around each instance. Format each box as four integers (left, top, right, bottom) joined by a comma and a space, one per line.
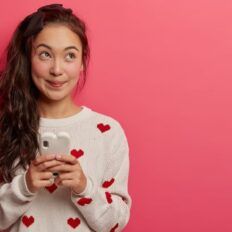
57, 172, 74, 180
57, 179, 73, 187
37, 179, 55, 187
33, 154, 56, 166
33, 154, 56, 165
54, 174, 71, 186
36, 160, 65, 172
38, 171, 53, 180
48, 163, 77, 172
55, 155, 78, 165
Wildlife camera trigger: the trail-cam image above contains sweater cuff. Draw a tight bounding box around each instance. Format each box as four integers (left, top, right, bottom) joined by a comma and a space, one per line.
21, 171, 37, 197
71, 176, 93, 197
11, 173, 37, 202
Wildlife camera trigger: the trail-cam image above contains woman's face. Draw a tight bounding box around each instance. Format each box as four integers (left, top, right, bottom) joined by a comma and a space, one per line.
31, 23, 83, 102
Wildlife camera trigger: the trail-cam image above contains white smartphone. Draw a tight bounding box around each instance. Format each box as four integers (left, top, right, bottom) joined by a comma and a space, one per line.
38, 131, 71, 176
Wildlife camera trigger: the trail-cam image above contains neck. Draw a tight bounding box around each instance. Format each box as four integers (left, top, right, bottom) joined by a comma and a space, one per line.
38, 96, 81, 119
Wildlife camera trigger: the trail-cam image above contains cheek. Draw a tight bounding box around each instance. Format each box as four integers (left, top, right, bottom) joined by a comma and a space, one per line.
31, 59, 49, 78
65, 63, 82, 79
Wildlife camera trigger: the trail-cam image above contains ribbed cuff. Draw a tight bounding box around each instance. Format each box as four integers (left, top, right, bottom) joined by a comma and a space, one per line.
11, 173, 37, 202
22, 170, 37, 197
71, 176, 93, 197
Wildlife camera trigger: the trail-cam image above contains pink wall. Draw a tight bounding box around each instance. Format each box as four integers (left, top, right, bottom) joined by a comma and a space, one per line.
1, 0, 232, 231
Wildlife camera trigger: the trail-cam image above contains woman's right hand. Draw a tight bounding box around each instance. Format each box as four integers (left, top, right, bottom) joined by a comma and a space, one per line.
25, 154, 64, 193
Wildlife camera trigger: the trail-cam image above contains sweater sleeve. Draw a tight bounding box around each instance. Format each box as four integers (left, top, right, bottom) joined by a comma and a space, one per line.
0, 170, 37, 230
70, 124, 132, 232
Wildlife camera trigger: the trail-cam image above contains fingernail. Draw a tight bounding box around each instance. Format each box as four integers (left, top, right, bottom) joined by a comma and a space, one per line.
56, 155, 61, 159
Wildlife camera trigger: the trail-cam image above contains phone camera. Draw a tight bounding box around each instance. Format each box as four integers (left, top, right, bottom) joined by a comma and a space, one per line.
43, 140, 49, 148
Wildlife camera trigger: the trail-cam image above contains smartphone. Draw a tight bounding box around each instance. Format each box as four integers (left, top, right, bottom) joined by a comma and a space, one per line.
38, 131, 71, 176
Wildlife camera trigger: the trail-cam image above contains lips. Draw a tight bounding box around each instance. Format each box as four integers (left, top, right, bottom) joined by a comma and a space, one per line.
47, 81, 66, 85
47, 80, 67, 88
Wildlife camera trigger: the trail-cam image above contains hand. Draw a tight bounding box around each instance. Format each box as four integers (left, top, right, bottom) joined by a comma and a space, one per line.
26, 154, 65, 193
47, 155, 87, 194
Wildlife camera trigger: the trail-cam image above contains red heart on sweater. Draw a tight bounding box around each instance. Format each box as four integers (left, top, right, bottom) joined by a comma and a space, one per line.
102, 178, 115, 188
67, 217, 81, 228
22, 215, 34, 227
97, 123, 111, 133
121, 196, 127, 202
45, 183, 57, 193
105, 191, 113, 204
71, 149, 84, 159
77, 197, 93, 206
110, 223, 119, 232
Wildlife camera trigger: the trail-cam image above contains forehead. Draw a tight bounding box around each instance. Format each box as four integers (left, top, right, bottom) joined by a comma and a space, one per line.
32, 23, 82, 51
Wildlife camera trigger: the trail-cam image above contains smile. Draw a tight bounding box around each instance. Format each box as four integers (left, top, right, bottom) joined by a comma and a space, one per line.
47, 81, 67, 88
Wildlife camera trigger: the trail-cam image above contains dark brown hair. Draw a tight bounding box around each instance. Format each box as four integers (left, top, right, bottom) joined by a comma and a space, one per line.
0, 4, 90, 182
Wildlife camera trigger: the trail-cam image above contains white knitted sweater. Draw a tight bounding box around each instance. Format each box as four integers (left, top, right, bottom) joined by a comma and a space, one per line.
0, 105, 131, 232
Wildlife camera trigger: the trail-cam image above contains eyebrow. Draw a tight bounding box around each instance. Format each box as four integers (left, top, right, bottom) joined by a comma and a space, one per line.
35, 43, 80, 52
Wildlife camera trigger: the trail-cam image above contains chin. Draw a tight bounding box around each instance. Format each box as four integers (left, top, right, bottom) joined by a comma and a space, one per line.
51, 96, 69, 102
42, 92, 69, 102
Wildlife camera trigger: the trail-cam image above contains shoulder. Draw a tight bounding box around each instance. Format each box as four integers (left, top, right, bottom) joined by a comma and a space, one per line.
86, 106, 129, 152
89, 106, 127, 136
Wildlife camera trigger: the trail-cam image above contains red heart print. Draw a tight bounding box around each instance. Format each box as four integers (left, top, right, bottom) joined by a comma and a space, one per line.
102, 178, 115, 188
22, 215, 34, 227
105, 191, 113, 204
121, 196, 127, 202
77, 197, 93, 206
110, 223, 119, 232
97, 123, 111, 133
45, 183, 57, 193
67, 217, 81, 228
71, 149, 84, 159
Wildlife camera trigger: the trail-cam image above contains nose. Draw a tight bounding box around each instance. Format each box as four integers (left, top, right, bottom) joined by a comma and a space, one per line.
50, 59, 63, 76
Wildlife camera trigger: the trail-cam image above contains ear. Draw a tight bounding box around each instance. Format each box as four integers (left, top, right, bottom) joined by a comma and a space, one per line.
80, 63, 84, 71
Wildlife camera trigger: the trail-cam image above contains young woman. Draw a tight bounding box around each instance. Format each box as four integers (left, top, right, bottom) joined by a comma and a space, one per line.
0, 4, 131, 232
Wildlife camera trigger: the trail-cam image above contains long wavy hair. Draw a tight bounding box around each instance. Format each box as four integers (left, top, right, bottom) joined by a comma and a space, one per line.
0, 4, 90, 183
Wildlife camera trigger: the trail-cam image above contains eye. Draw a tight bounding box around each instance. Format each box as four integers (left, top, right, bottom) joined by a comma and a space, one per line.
66, 52, 76, 61
39, 51, 51, 59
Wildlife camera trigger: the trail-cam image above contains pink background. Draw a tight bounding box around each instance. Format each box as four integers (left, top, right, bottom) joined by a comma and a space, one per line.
1, 0, 232, 231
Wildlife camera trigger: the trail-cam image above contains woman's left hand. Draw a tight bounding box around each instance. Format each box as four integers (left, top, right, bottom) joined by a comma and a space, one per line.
47, 155, 87, 194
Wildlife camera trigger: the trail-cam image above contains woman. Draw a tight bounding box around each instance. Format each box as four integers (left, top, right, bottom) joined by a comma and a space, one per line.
0, 3, 131, 232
